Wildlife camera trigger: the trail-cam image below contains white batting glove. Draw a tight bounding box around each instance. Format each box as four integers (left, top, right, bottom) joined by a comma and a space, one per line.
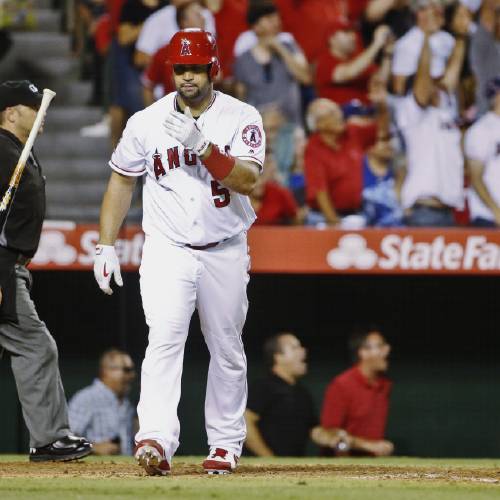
94, 244, 123, 295
163, 107, 210, 156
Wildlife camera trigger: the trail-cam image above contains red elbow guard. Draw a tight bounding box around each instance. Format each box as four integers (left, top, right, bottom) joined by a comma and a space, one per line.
201, 145, 236, 180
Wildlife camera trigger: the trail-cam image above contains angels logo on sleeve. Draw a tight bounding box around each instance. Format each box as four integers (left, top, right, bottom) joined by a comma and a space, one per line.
242, 125, 262, 149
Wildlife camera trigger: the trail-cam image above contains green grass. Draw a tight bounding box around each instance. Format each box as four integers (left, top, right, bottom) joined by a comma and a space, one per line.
0, 456, 498, 499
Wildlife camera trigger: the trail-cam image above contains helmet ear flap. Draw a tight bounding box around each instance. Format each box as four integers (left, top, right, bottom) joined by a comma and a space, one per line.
209, 59, 220, 80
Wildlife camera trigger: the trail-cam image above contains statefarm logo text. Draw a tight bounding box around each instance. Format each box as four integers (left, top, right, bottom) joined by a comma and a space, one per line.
327, 234, 500, 272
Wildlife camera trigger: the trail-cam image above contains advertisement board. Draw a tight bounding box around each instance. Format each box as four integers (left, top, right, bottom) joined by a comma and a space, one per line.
29, 222, 500, 275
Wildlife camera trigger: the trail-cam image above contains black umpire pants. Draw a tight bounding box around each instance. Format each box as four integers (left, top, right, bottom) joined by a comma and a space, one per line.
0, 265, 71, 448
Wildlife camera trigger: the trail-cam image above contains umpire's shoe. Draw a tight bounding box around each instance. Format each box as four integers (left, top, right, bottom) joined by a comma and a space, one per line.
29, 435, 92, 462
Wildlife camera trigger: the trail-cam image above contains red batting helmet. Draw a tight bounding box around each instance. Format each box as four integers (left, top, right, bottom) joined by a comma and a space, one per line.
168, 29, 220, 79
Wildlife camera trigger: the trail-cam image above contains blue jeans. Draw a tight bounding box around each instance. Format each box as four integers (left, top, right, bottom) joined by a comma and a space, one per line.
109, 39, 143, 114
404, 205, 455, 227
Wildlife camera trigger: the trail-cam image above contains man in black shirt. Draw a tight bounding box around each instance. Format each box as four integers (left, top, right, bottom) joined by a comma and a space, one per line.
245, 332, 342, 456
0, 80, 91, 462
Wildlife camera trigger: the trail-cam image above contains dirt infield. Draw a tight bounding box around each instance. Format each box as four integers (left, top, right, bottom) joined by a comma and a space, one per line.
0, 461, 498, 484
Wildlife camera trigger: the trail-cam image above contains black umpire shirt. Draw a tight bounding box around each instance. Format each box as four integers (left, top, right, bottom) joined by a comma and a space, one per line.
0, 127, 46, 322
246, 373, 318, 456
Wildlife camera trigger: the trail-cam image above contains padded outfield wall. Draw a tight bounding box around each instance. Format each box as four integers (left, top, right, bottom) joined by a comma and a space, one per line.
0, 271, 498, 457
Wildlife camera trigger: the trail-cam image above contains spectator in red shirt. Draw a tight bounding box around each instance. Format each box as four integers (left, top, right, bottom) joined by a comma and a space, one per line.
321, 327, 394, 457
142, 1, 205, 106
304, 98, 377, 225
315, 21, 392, 106
273, 0, 369, 63
250, 156, 301, 225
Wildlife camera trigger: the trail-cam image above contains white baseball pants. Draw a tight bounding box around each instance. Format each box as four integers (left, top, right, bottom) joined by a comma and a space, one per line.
135, 232, 250, 459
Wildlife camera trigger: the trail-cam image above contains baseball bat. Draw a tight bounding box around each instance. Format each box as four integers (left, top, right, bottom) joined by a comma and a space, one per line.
0, 88, 56, 227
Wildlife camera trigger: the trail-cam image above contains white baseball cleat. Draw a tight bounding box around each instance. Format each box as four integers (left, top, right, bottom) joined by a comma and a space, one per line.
202, 447, 238, 475
134, 440, 171, 476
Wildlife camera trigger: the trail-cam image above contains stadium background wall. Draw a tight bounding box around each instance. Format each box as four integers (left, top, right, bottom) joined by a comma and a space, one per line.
0, 271, 499, 457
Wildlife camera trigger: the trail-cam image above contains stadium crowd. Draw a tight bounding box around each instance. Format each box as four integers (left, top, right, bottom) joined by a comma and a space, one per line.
72, 0, 500, 229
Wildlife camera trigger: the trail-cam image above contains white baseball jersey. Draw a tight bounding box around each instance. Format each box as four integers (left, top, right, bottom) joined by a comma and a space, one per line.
464, 112, 500, 221
110, 91, 265, 245
396, 93, 464, 210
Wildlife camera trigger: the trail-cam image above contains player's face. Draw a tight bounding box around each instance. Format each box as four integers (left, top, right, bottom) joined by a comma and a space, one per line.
276, 334, 308, 377
173, 64, 211, 102
358, 332, 390, 373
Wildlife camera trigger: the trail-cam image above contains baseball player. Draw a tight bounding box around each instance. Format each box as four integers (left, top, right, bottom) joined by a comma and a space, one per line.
94, 29, 265, 475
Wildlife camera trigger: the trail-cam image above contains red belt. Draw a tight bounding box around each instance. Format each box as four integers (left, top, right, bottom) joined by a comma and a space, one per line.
185, 241, 220, 251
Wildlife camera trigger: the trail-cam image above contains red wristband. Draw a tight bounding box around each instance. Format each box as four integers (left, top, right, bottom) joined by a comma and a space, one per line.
201, 144, 236, 180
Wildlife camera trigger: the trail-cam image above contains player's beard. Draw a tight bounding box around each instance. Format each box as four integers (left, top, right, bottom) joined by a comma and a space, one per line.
177, 81, 211, 104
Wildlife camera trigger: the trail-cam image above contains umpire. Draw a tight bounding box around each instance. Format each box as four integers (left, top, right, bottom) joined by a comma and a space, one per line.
0, 80, 91, 461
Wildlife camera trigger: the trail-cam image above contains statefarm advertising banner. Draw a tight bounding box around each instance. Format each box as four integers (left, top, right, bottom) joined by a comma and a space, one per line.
29, 222, 500, 275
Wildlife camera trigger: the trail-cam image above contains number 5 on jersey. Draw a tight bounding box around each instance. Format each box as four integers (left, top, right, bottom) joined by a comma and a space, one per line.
211, 180, 230, 208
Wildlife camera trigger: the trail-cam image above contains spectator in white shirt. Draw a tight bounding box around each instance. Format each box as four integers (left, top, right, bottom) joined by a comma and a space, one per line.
395, 8, 471, 226
134, 0, 216, 68
392, 0, 455, 95
466, 76, 500, 227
